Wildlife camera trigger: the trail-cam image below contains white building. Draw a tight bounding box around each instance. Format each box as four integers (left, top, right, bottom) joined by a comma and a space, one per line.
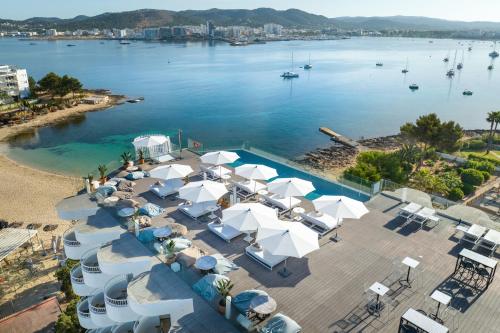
45, 28, 58, 37
0, 65, 30, 99
264, 23, 283, 36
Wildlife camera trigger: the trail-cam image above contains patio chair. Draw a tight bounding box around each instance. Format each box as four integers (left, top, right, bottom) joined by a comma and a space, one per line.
476, 229, 500, 256
199, 164, 232, 180
149, 179, 184, 199
300, 211, 339, 237
398, 203, 422, 221
207, 221, 242, 242
235, 180, 267, 200
261, 193, 301, 216
442, 306, 460, 332
459, 224, 487, 247
245, 245, 287, 270
409, 207, 440, 229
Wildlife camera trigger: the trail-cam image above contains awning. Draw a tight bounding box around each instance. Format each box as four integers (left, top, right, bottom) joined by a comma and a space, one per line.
0, 228, 38, 262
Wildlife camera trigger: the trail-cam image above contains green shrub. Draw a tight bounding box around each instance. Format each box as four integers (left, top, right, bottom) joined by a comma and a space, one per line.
55, 299, 84, 333
468, 154, 500, 166
461, 168, 484, 186
463, 139, 487, 150
462, 183, 475, 195
447, 187, 464, 201
441, 172, 462, 191
481, 171, 491, 182
465, 160, 495, 174
54, 259, 79, 301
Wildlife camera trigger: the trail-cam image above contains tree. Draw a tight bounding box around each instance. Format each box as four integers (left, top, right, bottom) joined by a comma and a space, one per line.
55, 299, 84, 333
28, 76, 37, 97
437, 120, 463, 152
461, 168, 484, 186
38, 72, 61, 97
65, 76, 83, 98
411, 169, 448, 195
485, 111, 500, 154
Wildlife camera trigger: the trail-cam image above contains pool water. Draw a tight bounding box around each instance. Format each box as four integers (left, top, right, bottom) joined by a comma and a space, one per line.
228, 149, 370, 202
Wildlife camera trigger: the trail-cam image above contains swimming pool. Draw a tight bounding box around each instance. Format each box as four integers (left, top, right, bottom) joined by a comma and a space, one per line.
227, 149, 370, 202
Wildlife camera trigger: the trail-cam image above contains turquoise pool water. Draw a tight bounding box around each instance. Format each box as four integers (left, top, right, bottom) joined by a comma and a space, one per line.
228, 149, 370, 202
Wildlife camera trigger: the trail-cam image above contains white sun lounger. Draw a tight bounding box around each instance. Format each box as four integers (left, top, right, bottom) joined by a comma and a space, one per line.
460, 224, 487, 247
477, 229, 500, 255
261, 193, 301, 215
245, 245, 287, 270
235, 180, 267, 200
399, 203, 422, 220
208, 221, 242, 242
199, 164, 232, 180
178, 201, 217, 220
300, 212, 339, 237
149, 179, 184, 199
409, 207, 440, 229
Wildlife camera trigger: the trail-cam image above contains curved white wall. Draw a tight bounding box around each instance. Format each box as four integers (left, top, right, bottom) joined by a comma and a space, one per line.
63, 230, 98, 260
74, 226, 123, 246
89, 292, 117, 328
104, 275, 140, 323
77, 298, 99, 330
81, 249, 116, 289
111, 321, 135, 333
127, 297, 193, 318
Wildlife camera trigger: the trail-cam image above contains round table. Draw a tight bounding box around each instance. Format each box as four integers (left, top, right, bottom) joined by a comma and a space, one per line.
257, 190, 268, 196
221, 174, 231, 185
195, 255, 217, 273
292, 207, 306, 221
117, 207, 135, 218
153, 227, 172, 240
250, 295, 277, 318
207, 205, 219, 220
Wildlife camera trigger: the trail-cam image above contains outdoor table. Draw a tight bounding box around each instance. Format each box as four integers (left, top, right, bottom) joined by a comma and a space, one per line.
221, 174, 231, 185
207, 205, 219, 220
153, 227, 172, 241
292, 207, 305, 221
399, 308, 449, 333
126, 166, 139, 172
430, 290, 451, 322
249, 295, 277, 319
454, 248, 497, 287
195, 255, 217, 274
401, 256, 420, 287
368, 282, 389, 315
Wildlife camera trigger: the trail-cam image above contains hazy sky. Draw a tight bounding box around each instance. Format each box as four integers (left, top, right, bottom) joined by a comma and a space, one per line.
3, 0, 500, 22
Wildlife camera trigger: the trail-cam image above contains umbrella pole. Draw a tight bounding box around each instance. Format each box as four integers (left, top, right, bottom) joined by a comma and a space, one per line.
330, 218, 343, 242
279, 258, 292, 278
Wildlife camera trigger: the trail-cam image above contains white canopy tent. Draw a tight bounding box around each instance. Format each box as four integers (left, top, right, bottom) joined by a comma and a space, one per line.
132, 135, 172, 160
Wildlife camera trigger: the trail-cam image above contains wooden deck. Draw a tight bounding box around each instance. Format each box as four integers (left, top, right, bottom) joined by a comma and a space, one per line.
130, 151, 500, 332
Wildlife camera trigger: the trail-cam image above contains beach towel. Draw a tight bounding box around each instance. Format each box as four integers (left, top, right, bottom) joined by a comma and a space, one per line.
139, 203, 165, 217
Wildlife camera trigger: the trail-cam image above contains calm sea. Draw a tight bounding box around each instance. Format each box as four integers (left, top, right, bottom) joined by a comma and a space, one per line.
1, 37, 498, 176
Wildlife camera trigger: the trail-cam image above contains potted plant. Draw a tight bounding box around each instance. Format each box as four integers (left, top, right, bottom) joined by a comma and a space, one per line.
98, 164, 108, 184
215, 279, 234, 314
138, 149, 145, 165
120, 151, 133, 169
86, 174, 95, 192
164, 240, 177, 264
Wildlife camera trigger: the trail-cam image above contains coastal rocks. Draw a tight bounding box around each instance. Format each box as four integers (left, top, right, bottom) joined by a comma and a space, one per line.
298, 144, 358, 171
358, 135, 402, 151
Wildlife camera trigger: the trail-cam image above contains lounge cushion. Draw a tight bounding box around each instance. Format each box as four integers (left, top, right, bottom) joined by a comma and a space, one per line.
232, 289, 269, 314
260, 313, 302, 333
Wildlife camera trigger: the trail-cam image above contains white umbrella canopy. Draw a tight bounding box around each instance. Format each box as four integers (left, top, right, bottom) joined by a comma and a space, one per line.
132, 135, 168, 149
178, 180, 228, 203
235, 164, 278, 180
256, 222, 319, 258
313, 195, 369, 219
222, 203, 279, 232
149, 164, 193, 180
267, 178, 315, 197
200, 151, 240, 165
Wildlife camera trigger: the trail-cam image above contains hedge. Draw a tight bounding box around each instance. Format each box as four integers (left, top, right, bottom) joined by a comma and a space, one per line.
461, 168, 484, 186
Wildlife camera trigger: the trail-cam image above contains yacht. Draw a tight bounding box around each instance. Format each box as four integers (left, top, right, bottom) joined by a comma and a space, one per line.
446, 69, 455, 77
463, 90, 473, 96
281, 52, 299, 79
304, 54, 312, 70
457, 50, 464, 70
409, 84, 419, 90
402, 58, 409, 74
376, 62, 383, 67
489, 42, 499, 58
488, 64, 494, 70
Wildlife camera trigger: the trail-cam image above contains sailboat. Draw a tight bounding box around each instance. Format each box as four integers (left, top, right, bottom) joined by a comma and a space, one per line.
457, 50, 464, 70
281, 52, 299, 78
443, 51, 450, 62
304, 54, 312, 70
402, 58, 409, 74
446, 50, 457, 78
489, 41, 499, 58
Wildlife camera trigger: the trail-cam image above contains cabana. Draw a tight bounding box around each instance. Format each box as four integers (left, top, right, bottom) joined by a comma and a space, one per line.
132, 135, 173, 163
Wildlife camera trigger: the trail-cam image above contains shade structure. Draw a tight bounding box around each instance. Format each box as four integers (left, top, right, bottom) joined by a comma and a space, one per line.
313, 196, 369, 220
256, 222, 319, 258
149, 164, 193, 180
56, 195, 99, 220
267, 178, 315, 198
178, 180, 228, 203
200, 151, 240, 165
235, 164, 278, 181
132, 135, 168, 149
222, 203, 279, 232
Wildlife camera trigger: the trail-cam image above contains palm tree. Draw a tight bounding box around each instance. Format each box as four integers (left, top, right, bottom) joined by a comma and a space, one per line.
486, 112, 496, 154
493, 111, 500, 141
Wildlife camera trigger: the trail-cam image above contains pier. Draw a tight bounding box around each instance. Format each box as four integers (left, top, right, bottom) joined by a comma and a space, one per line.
319, 127, 362, 149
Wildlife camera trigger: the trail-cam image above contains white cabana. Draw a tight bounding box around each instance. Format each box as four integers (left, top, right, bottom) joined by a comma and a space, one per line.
256, 222, 319, 277
149, 164, 193, 180
200, 151, 240, 165
178, 180, 228, 203
235, 164, 278, 181
132, 135, 172, 160
222, 203, 278, 232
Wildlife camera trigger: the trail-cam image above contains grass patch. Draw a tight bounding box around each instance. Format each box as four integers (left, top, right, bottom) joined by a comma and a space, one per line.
456, 150, 500, 164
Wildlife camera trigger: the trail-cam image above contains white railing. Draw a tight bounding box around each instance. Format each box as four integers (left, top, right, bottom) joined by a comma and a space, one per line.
78, 308, 91, 318
90, 303, 107, 314
63, 230, 81, 247
105, 294, 128, 307
70, 266, 84, 284
77, 299, 90, 317
82, 262, 101, 273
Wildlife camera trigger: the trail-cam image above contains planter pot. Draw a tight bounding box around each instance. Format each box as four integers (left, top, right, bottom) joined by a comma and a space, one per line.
127, 161, 134, 167
139, 159, 145, 165
99, 177, 107, 185
165, 255, 176, 265
218, 302, 226, 315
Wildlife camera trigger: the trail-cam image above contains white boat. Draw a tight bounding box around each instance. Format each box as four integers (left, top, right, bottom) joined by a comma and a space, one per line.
376, 62, 383, 67
463, 90, 473, 96
281, 52, 299, 79
304, 54, 312, 70
489, 42, 499, 58
402, 58, 409, 74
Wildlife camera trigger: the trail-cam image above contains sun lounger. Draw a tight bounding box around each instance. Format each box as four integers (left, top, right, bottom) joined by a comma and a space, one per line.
152, 154, 174, 163
477, 229, 500, 255
260, 313, 302, 333
300, 211, 339, 237
149, 179, 184, 199
409, 207, 440, 229
235, 180, 267, 200
178, 201, 217, 220
261, 193, 301, 215
460, 224, 487, 247
208, 221, 242, 242
199, 164, 232, 180
245, 245, 287, 270
398, 203, 422, 220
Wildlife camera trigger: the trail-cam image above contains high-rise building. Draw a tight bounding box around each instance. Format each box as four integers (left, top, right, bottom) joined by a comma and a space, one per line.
206, 21, 215, 38
0, 65, 30, 99
263, 23, 283, 36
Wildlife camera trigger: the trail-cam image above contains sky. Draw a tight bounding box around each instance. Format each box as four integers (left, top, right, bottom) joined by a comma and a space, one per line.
3, 0, 500, 22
